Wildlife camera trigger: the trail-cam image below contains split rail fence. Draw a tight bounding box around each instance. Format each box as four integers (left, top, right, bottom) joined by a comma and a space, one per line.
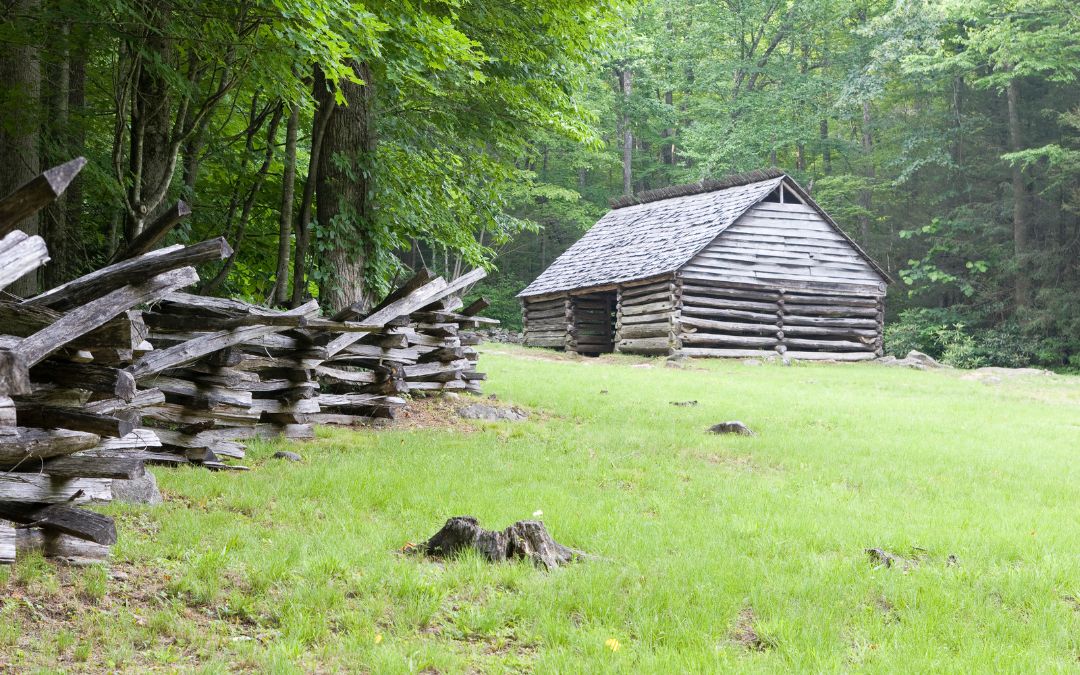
0, 158, 496, 564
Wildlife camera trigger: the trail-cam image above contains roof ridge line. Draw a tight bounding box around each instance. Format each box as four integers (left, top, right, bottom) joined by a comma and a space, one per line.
609, 168, 786, 209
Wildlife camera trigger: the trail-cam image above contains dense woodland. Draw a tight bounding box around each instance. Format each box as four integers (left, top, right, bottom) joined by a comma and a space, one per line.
1, 0, 1077, 368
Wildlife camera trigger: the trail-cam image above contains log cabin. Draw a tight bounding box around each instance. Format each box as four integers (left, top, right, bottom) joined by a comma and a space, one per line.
517, 169, 891, 361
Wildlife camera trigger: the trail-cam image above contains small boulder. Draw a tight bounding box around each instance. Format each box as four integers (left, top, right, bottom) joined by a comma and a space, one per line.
111, 470, 162, 505
708, 421, 755, 436
273, 451, 303, 462
904, 350, 942, 368
877, 350, 944, 370
458, 404, 528, 422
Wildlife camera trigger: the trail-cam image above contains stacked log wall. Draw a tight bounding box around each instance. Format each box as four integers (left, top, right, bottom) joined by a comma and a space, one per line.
521, 295, 569, 349
614, 276, 676, 356
676, 275, 882, 361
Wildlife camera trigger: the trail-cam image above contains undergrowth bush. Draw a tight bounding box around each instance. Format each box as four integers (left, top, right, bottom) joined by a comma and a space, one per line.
885, 308, 1076, 370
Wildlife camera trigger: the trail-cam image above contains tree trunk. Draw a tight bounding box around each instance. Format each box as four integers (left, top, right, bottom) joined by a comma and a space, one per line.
858, 101, 875, 242
661, 89, 674, 165
291, 66, 335, 308
200, 103, 283, 295
41, 15, 70, 290
124, 1, 175, 242
316, 60, 374, 314
65, 33, 87, 272
619, 68, 633, 196
820, 118, 831, 175
0, 0, 42, 297
1006, 74, 1031, 308
272, 104, 299, 306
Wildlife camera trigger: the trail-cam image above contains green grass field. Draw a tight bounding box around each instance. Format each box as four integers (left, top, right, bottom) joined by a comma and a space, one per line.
3, 344, 1080, 672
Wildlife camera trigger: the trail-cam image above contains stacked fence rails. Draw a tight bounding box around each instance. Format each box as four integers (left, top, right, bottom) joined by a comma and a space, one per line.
0, 159, 497, 565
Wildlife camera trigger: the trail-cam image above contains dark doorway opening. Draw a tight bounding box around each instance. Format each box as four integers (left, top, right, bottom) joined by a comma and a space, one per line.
569, 291, 616, 355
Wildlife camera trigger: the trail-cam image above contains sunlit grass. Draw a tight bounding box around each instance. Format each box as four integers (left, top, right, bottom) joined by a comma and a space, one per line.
3, 344, 1080, 672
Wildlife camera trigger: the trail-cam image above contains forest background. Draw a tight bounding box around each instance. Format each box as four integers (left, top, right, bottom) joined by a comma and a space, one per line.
1, 0, 1077, 369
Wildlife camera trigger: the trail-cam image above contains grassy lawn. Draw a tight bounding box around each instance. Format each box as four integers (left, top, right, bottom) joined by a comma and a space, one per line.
3, 344, 1080, 672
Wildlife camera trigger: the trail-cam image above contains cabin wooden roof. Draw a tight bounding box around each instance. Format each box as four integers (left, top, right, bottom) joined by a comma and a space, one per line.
518, 171, 889, 298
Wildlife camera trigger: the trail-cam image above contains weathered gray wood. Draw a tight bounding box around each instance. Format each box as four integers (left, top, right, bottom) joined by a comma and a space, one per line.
784, 350, 877, 362
780, 314, 879, 329
677, 283, 780, 302
681, 294, 779, 313
111, 200, 192, 262
682, 333, 778, 348
0, 503, 116, 545
38, 454, 145, 479
680, 347, 779, 359
0, 349, 31, 397
0, 520, 13, 563
618, 311, 673, 325
523, 336, 565, 348
92, 428, 160, 451
460, 297, 490, 316
779, 323, 878, 339
681, 305, 778, 323
616, 337, 671, 354
782, 337, 871, 351
0, 428, 101, 465
680, 316, 779, 335
785, 293, 879, 307
127, 301, 318, 377
0, 157, 86, 236
26, 240, 227, 311
0, 230, 50, 290
83, 388, 164, 415
0, 473, 111, 503
326, 277, 451, 357
15, 528, 111, 561
14, 404, 135, 438
29, 361, 137, 400
17, 267, 200, 367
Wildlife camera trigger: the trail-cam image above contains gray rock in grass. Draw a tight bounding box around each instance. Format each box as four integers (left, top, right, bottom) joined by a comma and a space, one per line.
111, 469, 162, 505
458, 404, 528, 422
273, 450, 303, 462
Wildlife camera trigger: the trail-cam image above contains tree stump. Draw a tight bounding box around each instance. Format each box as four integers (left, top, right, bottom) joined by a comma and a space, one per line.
414, 516, 587, 570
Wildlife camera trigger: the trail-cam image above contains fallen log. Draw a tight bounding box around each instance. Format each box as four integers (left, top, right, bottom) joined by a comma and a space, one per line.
410, 516, 587, 570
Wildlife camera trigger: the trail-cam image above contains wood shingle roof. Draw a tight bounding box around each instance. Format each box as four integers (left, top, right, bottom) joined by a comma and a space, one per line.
519, 174, 783, 297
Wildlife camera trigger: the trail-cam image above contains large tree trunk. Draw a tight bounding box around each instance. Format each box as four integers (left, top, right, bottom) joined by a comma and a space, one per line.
124, 2, 175, 243
316, 61, 374, 314
272, 104, 299, 306
618, 68, 633, 196
1006, 74, 1031, 308
41, 14, 70, 290
0, 0, 42, 297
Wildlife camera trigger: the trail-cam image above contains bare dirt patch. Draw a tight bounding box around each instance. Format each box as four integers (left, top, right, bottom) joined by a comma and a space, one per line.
730, 607, 770, 652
